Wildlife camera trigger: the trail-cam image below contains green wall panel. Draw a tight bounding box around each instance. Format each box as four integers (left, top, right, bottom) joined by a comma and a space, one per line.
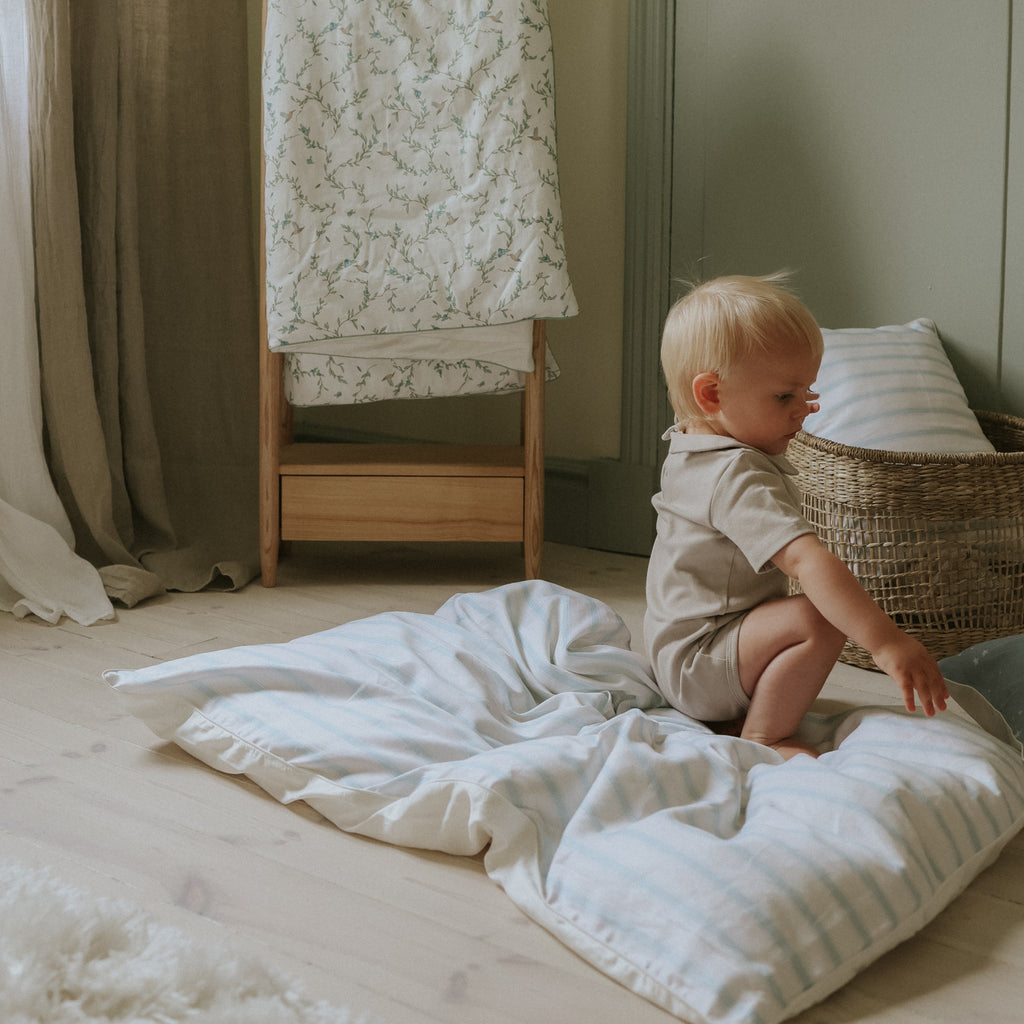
671, 0, 1015, 412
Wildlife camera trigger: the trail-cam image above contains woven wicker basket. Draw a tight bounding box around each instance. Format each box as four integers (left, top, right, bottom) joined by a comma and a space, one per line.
787, 410, 1024, 668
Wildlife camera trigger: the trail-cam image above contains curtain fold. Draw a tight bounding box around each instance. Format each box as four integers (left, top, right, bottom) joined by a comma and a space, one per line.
124, 0, 258, 594
0, 0, 258, 624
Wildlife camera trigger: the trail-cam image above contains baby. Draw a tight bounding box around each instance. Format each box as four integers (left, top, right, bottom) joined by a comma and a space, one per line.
643, 274, 948, 758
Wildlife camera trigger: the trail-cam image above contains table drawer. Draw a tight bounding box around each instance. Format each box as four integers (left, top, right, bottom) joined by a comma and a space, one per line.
281, 475, 524, 542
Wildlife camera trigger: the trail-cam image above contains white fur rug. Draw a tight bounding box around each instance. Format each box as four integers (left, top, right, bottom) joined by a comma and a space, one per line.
0, 858, 366, 1023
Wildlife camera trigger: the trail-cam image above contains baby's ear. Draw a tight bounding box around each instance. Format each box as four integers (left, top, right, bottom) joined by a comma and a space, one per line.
691, 372, 721, 414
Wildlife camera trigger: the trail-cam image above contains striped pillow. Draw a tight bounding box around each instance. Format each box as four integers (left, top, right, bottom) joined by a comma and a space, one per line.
803, 318, 995, 453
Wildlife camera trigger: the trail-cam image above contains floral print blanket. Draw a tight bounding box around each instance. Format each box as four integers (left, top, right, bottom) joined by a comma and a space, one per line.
262, 0, 576, 403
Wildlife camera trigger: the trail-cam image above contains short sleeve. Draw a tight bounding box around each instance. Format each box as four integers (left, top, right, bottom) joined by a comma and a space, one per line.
708, 452, 813, 573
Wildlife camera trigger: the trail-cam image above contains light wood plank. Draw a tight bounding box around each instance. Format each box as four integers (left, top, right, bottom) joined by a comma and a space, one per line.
522, 319, 546, 579
257, 0, 282, 588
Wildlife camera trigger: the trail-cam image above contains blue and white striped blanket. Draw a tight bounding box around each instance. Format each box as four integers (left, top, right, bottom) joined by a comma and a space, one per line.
106, 582, 1024, 1024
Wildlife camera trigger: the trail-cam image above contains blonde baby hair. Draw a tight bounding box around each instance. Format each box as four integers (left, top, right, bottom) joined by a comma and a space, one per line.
661, 272, 823, 425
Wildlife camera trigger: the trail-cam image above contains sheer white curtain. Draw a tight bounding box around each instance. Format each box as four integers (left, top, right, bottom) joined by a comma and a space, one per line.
0, 1, 113, 625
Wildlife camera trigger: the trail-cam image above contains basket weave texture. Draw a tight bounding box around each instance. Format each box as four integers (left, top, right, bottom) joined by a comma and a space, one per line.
787, 410, 1024, 668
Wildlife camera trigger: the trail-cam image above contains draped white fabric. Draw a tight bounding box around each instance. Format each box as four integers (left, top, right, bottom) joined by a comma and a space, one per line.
264, 0, 575, 404
107, 581, 1024, 1024
0, 1, 113, 625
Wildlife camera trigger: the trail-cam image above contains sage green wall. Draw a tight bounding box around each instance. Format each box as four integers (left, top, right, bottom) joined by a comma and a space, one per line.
251, 0, 630, 461
671, 0, 1022, 416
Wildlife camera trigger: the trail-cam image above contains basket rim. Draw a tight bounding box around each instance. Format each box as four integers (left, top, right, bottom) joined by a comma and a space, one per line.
792, 410, 1024, 466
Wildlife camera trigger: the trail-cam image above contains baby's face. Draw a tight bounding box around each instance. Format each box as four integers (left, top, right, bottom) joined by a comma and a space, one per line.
707, 343, 821, 455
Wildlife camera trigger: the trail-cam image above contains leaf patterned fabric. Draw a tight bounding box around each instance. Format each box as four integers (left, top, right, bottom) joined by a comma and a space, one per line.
263, 0, 576, 403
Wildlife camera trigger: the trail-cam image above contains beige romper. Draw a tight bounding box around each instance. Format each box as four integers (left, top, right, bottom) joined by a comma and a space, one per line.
643, 430, 814, 721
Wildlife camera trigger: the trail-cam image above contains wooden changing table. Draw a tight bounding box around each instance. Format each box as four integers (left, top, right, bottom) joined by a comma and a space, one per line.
256, 0, 547, 587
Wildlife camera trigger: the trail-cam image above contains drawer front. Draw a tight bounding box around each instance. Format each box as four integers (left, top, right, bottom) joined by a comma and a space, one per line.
281, 475, 524, 542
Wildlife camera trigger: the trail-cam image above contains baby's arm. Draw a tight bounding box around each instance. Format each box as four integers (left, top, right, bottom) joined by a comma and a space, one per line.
772, 534, 949, 716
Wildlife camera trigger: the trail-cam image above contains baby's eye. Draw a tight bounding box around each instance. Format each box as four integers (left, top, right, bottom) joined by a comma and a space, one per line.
776, 393, 794, 403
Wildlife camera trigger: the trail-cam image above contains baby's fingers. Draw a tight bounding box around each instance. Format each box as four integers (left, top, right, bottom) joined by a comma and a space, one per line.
901, 685, 917, 714
916, 675, 949, 717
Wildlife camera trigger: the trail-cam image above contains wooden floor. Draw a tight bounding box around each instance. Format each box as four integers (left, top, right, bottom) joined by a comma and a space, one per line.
2, 540, 1022, 1024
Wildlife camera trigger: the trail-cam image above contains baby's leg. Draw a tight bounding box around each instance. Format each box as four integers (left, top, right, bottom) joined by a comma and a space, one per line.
737, 594, 846, 759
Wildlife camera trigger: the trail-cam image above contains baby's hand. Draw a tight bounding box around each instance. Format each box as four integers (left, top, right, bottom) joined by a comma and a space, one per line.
872, 635, 949, 717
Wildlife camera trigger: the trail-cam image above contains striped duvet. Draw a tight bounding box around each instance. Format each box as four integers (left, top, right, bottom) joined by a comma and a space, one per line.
106, 582, 1024, 1024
